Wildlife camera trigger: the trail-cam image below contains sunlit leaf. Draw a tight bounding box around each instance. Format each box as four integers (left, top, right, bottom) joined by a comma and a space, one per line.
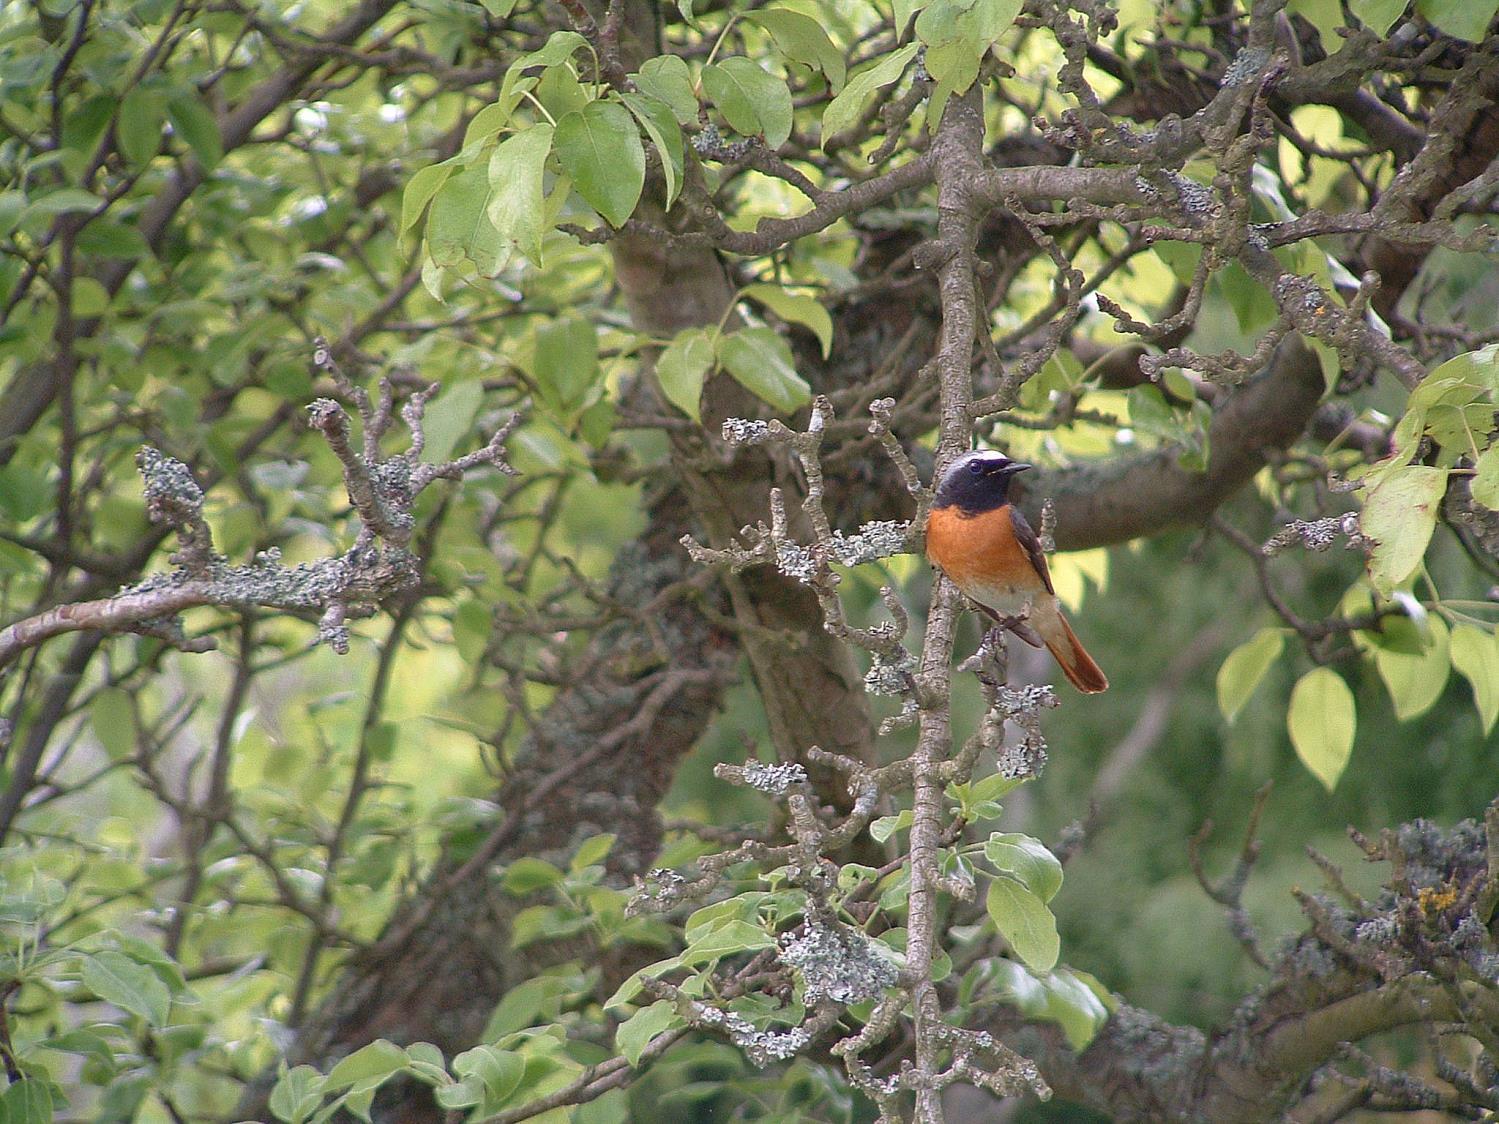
616, 1000, 681, 1067
822, 43, 919, 146
486, 122, 555, 266
655, 327, 716, 421
554, 101, 645, 228
1450, 624, 1499, 735
81, 951, 172, 1026
1373, 614, 1449, 722
716, 327, 811, 414
701, 58, 793, 148
741, 284, 833, 357
985, 876, 1059, 972
1361, 465, 1448, 595
1217, 628, 1285, 723
1287, 668, 1356, 792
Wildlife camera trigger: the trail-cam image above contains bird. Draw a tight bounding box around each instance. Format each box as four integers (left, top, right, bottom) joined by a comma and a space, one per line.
925, 450, 1109, 693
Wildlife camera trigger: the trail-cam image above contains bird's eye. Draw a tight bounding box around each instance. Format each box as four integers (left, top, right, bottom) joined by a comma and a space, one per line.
968, 461, 985, 475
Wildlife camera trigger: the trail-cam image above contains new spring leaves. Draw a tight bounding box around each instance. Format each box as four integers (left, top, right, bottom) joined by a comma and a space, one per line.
1218, 346, 1499, 793
400, 6, 1026, 419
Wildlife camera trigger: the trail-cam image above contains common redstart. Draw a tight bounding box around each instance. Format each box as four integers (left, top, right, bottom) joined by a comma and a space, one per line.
926, 450, 1109, 693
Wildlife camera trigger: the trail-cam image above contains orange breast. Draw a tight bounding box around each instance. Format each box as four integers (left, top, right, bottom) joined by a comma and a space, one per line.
925, 504, 1043, 611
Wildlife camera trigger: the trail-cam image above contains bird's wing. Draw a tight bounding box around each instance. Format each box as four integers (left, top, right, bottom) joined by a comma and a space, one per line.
1007, 505, 1055, 596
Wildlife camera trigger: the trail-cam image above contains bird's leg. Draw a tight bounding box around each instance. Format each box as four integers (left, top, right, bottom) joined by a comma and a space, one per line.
971, 627, 1009, 690
992, 611, 1044, 650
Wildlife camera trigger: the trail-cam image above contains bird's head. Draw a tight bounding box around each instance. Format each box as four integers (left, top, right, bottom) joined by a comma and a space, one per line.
932, 450, 1032, 513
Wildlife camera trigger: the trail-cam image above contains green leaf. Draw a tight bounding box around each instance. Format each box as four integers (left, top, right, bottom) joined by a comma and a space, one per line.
0, 463, 49, 522
326, 1040, 408, 1091
685, 893, 767, 942
511, 29, 590, 72
917, 0, 1023, 91
434, 1078, 483, 1110
533, 316, 600, 412
1350, 0, 1407, 33
1373, 613, 1449, 722
870, 808, 914, 843
632, 55, 698, 124
1361, 465, 1448, 595
604, 955, 682, 1009
554, 102, 645, 229
1288, 0, 1347, 51
166, 89, 222, 169
985, 876, 1059, 972
421, 379, 483, 463
429, 161, 497, 269
616, 1000, 680, 1067
400, 162, 456, 247
1040, 968, 1111, 1050
1450, 624, 1499, 735
117, 87, 166, 167
76, 219, 148, 260
1472, 445, 1499, 509
983, 833, 1063, 903
0, 192, 24, 237
821, 43, 918, 146
620, 92, 683, 210
1216, 627, 1286, 723
486, 122, 555, 266
744, 9, 846, 91
741, 284, 833, 358
25, 189, 99, 220
269, 1065, 327, 1124
680, 919, 775, 966
1416, 0, 1498, 39
716, 327, 811, 414
501, 857, 565, 894
73, 277, 110, 318
0, 1078, 54, 1124
571, 833, 616, 872
1287, 668, 1356, 792
1421, 343, 1499, 392
654, 327, 717, 421
701, 58, 793, 148
484, 974, 577, 1037
81, 951, 172, 1025
452, 1045, 524, 1103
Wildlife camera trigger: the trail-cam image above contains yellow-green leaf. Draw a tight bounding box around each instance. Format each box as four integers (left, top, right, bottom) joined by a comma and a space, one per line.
1373, 613, 1449, 721
1288, 668, 1356, 792
1472, 445, 1499, 510
716, 327, 811, 414
554, 101, 645, 229
822, 43, 918, 147
1216, 627, 1285, 723
985, 875, 1059, 972
741, 284, 833, 358
486, 122, 555, 266
701, 57, 792, 148
1361, 465, 1448, 595
1450, 623, 1499, 735
655, 327, 716, 421
616, 1000, 680, 1067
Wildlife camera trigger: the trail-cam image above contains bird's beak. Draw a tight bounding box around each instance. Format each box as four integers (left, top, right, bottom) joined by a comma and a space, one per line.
1005, 462, 1033, 475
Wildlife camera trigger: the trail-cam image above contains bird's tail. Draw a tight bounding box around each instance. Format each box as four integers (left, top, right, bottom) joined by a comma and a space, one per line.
1042, 611, 1109, 694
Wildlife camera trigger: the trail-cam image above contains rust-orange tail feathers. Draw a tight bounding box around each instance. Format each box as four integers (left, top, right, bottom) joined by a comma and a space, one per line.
1039, 611, 1109, 694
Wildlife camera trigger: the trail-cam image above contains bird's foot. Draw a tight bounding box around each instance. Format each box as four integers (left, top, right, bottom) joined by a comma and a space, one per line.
992, 615, 1044, 650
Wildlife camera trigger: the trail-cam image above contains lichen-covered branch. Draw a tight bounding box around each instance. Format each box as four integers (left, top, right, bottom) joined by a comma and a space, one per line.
0, 384, 516, 669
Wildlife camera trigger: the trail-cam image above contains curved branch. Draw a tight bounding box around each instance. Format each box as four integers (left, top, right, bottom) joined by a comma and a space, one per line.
1018, 336, 1325, 550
